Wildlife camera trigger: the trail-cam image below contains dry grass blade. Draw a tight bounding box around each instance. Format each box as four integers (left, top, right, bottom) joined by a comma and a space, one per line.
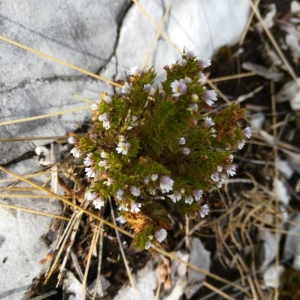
142, 3, 171, 69
109, 197, 139, 300
0, 105, 90, 126
0, 35, 121, 88
0, 136, 67, 142
6, 187, 43, 191
92, 222, 104, 300
207, 80, 230, 104
0, 202, 69, 220
0, 193, 68, 199
73, 94, 94, 104
45, 211, 82, 284
210, 72, 256, 83
270, 79, 280, 299
0, 165, 134, 236
132, 0, 181, 53
82, 222, 100, 292
202, 281, 236, 300
246, 231, 264, 299
239, 0, 260, 45
28, 290, 57, 300
0, 171, 53, 184
58, 204, 88, 287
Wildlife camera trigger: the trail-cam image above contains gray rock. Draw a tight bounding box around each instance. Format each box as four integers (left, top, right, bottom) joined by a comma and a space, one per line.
0, 0, 130, 165
114, 0, 250, 80
0, 1, 128, 298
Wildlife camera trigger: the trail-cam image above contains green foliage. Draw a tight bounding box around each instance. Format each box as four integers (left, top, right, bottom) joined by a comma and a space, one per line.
131, 224, 155, 251
69, 52, 251, 250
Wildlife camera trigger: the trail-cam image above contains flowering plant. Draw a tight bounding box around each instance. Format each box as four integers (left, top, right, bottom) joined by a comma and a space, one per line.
68, 51, 251, 250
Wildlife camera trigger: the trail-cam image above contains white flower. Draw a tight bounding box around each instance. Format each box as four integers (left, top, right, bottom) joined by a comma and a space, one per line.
119, 135, 126, 142
84, 154, 94, 166
225, 165, 236, 176
181, 147, 191, 155
130, 186, 140, 197
198, 73, 206, 85
143, 84, 153, 92
193, 190, 203, 201
98, 112, 110, 130
68, 136, 77, 145
197, 58, 211, 68
179, 137, 186, 145
86, 191, 98, 201
129, 66, 142, 77
119, 202, 129, 211
200, 204, 209, 218
237, 139, 245, 150
185, 50, 194, 60
122, 82, 131, 94
227, 154, 234, 163
131, 202, 142, 213
104, 177, 114, 186
243, 127, 252, 139
202, 90, 218, 106
155, 228, 167, 243
217, 165, 223, 172
145, 241, 155, 249
94, 197, 105, 210
179, 59, 187, 67
187, 103, 198, 111
98, 160, 109, 169
151, 173, 158, 181
116, 142, 131, 155
116, 215, 126, 224
185, 195, 194, 204
217, 175, 227, 188
70, 147, 80, 158
210, 171, 219, 182
167, 190, 181, 203
205, 117, 215, 128
160, 175, 174, 193
116, 188, 124, 201
149, 187, 156, 195
91, 103, 98, 111
85, 167, 96, 178
144, 176, 150, 184
101, 151, 108, 159
171, 79, 187, 97
217, 181, 223, 188
103, 95, 112, 105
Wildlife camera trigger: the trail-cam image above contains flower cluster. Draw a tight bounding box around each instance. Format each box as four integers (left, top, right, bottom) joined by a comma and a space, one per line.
68, 51, 251, 250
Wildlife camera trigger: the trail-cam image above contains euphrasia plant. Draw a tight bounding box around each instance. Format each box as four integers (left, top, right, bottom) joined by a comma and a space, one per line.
68, 50, 251, 250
